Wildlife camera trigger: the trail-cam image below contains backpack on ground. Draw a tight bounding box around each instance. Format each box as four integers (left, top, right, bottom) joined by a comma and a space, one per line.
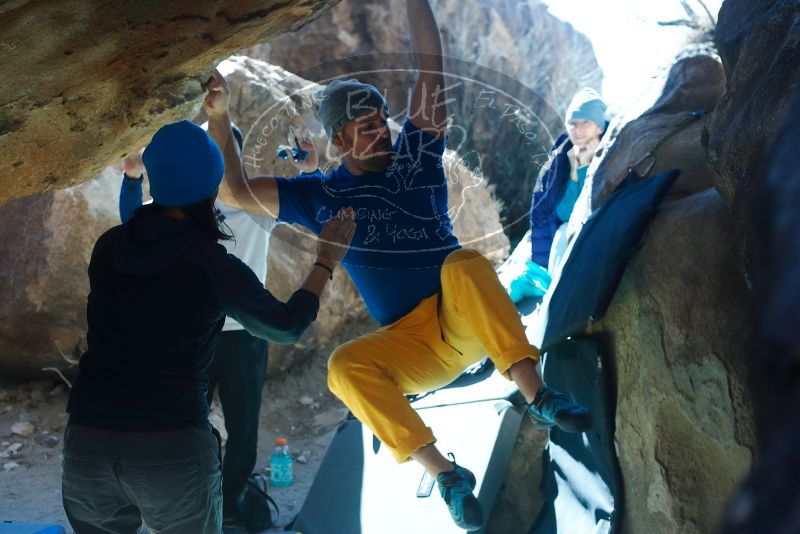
240, 473, 280, 532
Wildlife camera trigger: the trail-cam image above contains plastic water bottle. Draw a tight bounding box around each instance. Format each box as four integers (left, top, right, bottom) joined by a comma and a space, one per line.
270, 438, 293, 487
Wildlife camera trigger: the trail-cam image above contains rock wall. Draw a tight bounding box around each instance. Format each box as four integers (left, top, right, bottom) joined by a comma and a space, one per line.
0, 0, 339, 204
245, 0, 602, 244
704, 0, 800, 443
589, 54, 726, 208
576, 47, 758, 534
713, 1, 800, 531
0, 166, 121, 377
720, 85, 800, 534
593, 188, 755, 533
493, 46, 759, 534
253, 0, 600, 114
486, 419, 549, 533
525, 0, 800, 529
704, 0, 800, 267
0, 55, 509, 378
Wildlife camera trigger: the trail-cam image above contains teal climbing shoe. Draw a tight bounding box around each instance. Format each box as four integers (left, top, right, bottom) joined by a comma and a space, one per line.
528, 386, 593, 432
436, 459, 484, 531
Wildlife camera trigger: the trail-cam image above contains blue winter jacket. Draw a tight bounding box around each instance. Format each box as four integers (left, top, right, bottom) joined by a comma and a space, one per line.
529, 133, 573, 267
529, 124, 608, 266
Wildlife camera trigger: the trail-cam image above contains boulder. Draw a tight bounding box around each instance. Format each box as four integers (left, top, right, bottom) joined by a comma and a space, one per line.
496, 191, 756, 533
0, 55, 509, 378
701, 2, 800, 528
747, 86, 800, 441
255, 0, 600, 115
542, 50, 758, 532
245, 0, 601, 243
0, 165, 121, 378
590, 189, 756, 534
493, 48, 756, 534
704, 0, 800, 265
719, 86, 800, 533
0, 0, 339, 203
589, 54, 726, 208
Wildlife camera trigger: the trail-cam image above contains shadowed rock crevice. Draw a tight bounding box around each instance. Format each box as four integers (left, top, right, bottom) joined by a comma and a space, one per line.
704, 0, 800, 270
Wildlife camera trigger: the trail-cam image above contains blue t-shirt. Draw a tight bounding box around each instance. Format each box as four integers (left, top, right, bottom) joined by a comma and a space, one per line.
276, 119, 461, 325
555, 164, 588, 223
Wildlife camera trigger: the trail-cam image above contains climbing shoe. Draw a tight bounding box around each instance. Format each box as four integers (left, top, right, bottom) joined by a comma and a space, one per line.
436, 457, 484, 531
528, 386, 593, 432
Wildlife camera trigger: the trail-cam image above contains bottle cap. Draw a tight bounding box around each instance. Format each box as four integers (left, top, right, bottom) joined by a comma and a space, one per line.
276, 438, 288, 446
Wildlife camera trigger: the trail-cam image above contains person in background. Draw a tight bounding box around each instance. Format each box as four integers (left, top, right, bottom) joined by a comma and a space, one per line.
505, 88, 608, 303
62, 118, 355, 534
119, 122, 315, 532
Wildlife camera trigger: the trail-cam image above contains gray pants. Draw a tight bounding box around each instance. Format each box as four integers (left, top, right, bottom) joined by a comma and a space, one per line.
62, 423, 222, 534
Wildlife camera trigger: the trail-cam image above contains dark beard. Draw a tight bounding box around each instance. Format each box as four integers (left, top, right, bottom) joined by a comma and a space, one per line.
356, 145, 393, 172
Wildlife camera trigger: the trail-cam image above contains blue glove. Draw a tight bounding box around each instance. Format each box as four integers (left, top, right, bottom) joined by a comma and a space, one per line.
507, 262, 552, 303
524, 261, 552, 290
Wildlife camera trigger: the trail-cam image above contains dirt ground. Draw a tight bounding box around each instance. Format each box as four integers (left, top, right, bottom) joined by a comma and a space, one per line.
0, 358, 345, 532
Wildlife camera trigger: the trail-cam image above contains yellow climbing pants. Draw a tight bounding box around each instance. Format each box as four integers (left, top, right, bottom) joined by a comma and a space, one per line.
327, 248, 540, 463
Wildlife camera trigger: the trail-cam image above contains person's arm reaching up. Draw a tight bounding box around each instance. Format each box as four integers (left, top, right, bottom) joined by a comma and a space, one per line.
407, 0, 449, 138
119, 148, 146, 223
202, 70, 319, 219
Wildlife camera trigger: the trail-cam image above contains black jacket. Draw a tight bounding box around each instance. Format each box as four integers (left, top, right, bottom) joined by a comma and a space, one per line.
67, 211, 319, 430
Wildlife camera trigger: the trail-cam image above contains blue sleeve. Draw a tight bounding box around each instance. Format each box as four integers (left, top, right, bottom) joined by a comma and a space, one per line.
529, 134, 570, 267
275, 172, 324, 229
530, 133, 571, 228
392, 119, 447, 188
119, 174, 144, 223
191, 243, 320, 344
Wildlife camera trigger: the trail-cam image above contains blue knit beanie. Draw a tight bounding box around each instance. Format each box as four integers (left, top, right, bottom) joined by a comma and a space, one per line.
316, 79, 388, 138
566, 88, 607, 128
143, 120, 224, 208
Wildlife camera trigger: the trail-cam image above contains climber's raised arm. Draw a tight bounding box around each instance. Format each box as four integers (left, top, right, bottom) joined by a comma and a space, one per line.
203, 70, 284, 218
407, 0, 449, 138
